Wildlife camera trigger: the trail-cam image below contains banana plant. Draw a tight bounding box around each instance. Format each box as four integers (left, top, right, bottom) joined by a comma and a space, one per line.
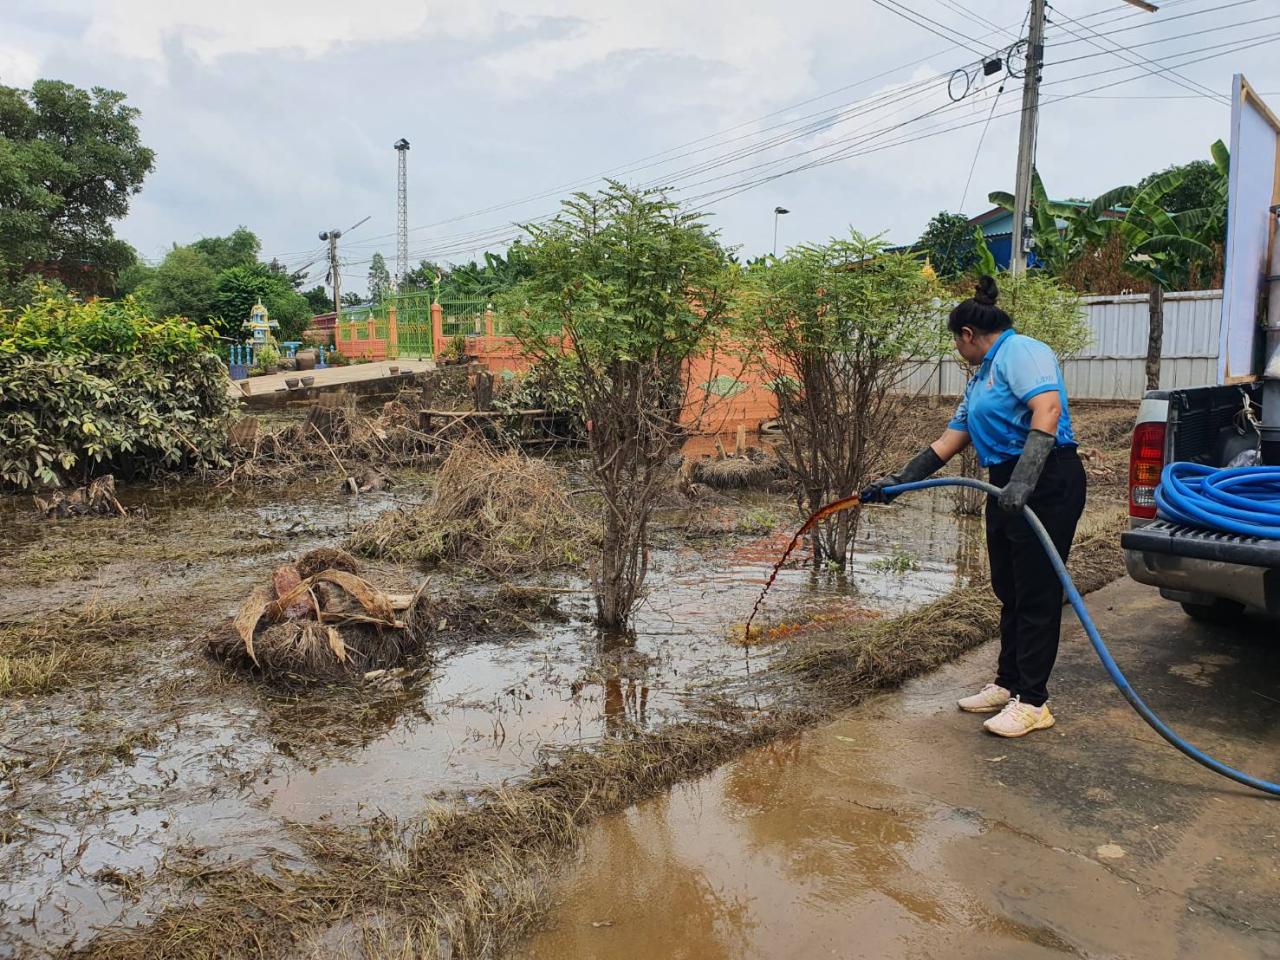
1113, 162, 1221, 290
988, 170, 1101, 275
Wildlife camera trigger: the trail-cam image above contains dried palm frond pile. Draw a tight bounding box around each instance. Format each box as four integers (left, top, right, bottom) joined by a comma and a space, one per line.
208, 548, 438, 682
346, 437, 597, 576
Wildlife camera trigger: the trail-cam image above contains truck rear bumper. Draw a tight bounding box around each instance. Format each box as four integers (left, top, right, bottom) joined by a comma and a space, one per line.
1121, 521, 1280, 614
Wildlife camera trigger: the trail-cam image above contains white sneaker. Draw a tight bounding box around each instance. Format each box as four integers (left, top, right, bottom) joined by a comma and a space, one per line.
983, 697, 1056, 738
957, 683, 1012, 714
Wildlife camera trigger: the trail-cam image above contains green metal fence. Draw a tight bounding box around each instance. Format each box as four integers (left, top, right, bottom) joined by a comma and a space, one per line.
439, 298, 488, 337
393, 292, 435, 359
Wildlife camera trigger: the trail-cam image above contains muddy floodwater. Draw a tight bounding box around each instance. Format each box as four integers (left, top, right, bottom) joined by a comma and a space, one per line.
0, 471, 983, 954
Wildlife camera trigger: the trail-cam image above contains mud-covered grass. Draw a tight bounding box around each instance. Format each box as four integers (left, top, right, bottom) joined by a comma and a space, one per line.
82, 718, 800, 960
780, 508, 1128, 699
347, 438, 599, 576
0, 602, 177, 696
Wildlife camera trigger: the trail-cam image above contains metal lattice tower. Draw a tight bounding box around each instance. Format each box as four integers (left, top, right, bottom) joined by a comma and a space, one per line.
393, 138, 410, 288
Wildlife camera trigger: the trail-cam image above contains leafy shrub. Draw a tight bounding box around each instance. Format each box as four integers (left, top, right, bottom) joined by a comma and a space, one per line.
492, 361, 586, 439
252, 340, 281, 374
0, 287, 233, 489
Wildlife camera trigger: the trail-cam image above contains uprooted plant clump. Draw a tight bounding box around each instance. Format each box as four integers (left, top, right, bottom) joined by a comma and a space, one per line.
346, 437, 598, 576
208, 548, 437, 682
208, 547, 576, 684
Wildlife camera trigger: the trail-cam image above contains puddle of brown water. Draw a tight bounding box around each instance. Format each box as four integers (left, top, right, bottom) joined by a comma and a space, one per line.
515, 723, 1075, 960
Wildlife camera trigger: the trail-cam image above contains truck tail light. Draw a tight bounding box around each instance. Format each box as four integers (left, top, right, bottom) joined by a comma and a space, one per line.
1129, 421, 1166, 520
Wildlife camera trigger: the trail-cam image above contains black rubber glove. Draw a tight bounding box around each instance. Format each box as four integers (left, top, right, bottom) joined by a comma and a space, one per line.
998, 429, 1056, 514
861, 446, 944, 504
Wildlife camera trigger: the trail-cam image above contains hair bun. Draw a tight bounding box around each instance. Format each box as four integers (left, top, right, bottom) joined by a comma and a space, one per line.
974, 275, 999, 306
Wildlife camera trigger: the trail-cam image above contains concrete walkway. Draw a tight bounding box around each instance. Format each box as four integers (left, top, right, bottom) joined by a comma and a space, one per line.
227, 359, 435, 399
521, 579, 1280, 960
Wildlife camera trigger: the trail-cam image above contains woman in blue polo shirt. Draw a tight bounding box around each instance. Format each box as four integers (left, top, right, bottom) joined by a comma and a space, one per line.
864, 276, 1086, 738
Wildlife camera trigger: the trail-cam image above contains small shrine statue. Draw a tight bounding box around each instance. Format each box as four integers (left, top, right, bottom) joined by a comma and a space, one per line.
243, 301, 278, 344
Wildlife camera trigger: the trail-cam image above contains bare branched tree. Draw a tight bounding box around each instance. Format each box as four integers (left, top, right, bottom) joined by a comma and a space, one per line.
503, 183, 735, 628
738, 232, 943, 566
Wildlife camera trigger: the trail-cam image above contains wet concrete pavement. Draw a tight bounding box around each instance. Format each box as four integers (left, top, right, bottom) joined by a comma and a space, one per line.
520, 578, 1280, 959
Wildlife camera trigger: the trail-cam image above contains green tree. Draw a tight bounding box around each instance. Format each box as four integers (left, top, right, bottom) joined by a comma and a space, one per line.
144, 246, 218, 323
737, 233, 944, 564
1137, 158, 1223, 214
401, 259, 443, 292
501, 183, 736, 628
916, 211, 977, 278
0, 79, 154, 297
367, 252, 391, 303
302, 285, 332, 314
209, 263, 311, 340
190, 227, 259, 272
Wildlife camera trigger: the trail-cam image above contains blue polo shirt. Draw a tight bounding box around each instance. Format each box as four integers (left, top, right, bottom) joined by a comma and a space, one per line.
948, 329, 1075, 467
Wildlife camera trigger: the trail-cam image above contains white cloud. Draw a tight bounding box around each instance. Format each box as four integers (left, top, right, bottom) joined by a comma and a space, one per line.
82, 0, 431, 62
0, 46, 40, 87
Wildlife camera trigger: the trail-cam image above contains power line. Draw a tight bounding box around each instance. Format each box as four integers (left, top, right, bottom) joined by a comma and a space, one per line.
869, 0, 993, 55
353, 27, 1279, 269
1047, 2, 1228, 105
338, 6, 1279, 269
338, 18, 1034, 254
682, 31, 1280, 209
960, 80, 1007, 212
1048, 12, 1280, 65
1046, 0, 1259, 43
932, 0, 1020, 41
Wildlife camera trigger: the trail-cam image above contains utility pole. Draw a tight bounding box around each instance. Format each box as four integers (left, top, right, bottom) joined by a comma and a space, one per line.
319, 228, 342, 317
318, 215, 370, 318
1010, 0, 1046, 277
394, 138, 410, 289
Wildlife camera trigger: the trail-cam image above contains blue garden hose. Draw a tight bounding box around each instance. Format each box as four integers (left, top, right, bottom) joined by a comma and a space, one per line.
880, 475, 1280, 798
1155, 462, 1280, 538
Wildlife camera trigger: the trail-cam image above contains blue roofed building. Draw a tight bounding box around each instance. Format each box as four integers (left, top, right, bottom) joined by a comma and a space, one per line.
967, 201, 1126, 271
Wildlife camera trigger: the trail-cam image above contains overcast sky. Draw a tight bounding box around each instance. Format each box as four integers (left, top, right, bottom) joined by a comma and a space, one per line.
4, 0, 1278, 294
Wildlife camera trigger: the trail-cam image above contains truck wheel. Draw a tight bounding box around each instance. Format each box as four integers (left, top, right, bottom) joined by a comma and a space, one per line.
1180, 599, 1247, 624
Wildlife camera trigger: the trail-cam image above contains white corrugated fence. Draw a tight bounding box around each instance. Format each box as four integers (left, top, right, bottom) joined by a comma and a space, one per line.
902, 289, 1223, 401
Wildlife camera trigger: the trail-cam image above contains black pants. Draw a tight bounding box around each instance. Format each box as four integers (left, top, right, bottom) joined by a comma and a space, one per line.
986, 447, 1087, 707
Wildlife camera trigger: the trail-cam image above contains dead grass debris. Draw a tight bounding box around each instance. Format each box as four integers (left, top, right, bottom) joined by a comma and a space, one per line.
345, 437, 597, 576
0, 602, 171, 696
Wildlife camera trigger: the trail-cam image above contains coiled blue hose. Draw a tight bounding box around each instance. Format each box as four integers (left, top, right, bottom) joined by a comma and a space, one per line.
1155, 462, 1280, 537
881, 476, 1280, 798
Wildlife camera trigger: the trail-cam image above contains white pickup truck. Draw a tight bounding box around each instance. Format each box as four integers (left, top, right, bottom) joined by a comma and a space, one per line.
1121, 381, 1278, 622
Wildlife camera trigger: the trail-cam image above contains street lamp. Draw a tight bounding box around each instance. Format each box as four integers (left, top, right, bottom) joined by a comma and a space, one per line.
773, 206, 790, 257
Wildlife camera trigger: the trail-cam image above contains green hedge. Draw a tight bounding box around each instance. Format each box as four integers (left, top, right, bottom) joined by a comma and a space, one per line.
0, 288, 233, 489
